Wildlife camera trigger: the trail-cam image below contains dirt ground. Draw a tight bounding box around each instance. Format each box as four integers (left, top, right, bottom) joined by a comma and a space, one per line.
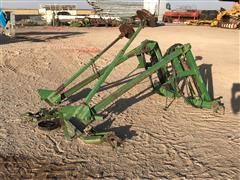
0, 25, 239, 179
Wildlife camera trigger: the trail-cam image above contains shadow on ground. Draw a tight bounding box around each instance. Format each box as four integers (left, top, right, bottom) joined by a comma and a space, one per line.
104, 87, 154, 115
65, 74, 152, 140
199, 64, 214, 99
66, 72, 141, 104
231, 83, 240, 114
0, 31, 86, 45
94, 118, 138, 141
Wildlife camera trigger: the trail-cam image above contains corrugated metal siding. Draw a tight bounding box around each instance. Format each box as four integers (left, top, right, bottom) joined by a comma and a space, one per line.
87, 0, 144, 17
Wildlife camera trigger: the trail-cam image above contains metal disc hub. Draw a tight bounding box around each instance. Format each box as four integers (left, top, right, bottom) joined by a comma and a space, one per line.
119, 24, 135, 39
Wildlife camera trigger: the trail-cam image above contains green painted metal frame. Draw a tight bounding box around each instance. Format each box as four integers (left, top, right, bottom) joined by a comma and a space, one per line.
34, 23, 224, 144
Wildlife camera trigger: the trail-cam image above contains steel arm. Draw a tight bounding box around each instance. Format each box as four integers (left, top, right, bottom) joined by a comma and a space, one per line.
38, 25, 144, 105
25, 9, 224, 146
93, 46, 185, 113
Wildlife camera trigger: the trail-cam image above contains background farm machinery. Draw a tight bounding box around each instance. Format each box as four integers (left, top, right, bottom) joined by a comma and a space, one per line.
57, 10, 157, 27
211, 0, 240, 29
184, 0, 240, 29
25, 10, 224, 147
0, 9, 15, 37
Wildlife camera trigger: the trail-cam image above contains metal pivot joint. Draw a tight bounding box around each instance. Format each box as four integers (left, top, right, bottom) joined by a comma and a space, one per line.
25, 10, 224, 147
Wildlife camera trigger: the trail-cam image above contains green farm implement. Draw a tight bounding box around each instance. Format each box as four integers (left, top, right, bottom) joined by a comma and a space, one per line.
25, 10, 224, 147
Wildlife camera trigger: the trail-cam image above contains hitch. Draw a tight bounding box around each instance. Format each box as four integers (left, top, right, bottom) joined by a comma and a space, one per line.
24, 10, 224, 147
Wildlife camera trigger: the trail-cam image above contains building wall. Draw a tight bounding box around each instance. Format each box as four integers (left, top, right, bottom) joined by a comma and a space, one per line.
76, 9, 95, 15
144, 0, 158, 14
143, 0, 170, 22
3, 9, 39, 15
4, 8, 95, 16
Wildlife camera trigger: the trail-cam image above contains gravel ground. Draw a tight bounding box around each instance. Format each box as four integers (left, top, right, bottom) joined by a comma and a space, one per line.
0, 25, 239, 179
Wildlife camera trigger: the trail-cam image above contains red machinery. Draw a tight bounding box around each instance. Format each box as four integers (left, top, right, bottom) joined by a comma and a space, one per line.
163, 10, 201, 23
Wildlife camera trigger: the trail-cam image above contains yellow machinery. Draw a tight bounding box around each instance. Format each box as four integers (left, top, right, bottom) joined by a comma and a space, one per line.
186, 1, 240, 29
211, 1, 240, 29
185, 19, 213, 26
